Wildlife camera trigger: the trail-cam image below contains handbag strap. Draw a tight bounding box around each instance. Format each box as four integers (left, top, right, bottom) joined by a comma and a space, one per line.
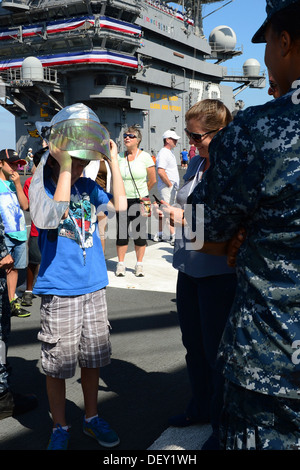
187, 158, 205, 196
126, 150, 141, 199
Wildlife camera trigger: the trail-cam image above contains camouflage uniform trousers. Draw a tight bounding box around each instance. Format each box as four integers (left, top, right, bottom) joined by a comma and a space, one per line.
220, 380, 300, 450
0, 276, 11, 394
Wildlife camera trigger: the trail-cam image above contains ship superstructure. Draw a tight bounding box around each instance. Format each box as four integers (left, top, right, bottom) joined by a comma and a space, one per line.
0, 0, 265, 158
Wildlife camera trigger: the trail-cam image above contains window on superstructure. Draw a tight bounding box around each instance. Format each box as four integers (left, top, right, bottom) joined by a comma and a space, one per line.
94, 74, 127, 86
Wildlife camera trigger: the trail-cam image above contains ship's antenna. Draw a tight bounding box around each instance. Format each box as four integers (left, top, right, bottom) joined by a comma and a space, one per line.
202, 0, 235, 19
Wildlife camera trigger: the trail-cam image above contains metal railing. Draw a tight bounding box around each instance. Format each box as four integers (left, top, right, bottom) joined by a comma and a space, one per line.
1, 0, 30, 9
0, 66, 58, 84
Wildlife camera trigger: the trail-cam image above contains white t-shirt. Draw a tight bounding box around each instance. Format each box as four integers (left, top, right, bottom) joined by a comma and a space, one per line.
83, 160, 100, 180
83, 160, 112, 192
156, 147, 180, 191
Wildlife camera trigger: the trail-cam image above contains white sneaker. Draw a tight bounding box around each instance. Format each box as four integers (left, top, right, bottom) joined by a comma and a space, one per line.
169, 234, 176, 246
115, 263, 126, 277
153, 232, 162, 242
153, 232, 168, 242
134, 264, 144, 277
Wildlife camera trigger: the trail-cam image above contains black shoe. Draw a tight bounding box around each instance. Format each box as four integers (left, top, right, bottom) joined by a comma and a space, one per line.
168, 413, 209, 427
0, 390, 38, 420
12, 392, 38, 416
0, 390, 14, 420
21, 291, 33, 307
10, 299, 31, 317
201, 433, 220, 450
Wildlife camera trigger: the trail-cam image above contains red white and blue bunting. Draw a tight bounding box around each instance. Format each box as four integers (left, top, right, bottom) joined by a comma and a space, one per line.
0, 50, 138, 70
0, 15, 142, 41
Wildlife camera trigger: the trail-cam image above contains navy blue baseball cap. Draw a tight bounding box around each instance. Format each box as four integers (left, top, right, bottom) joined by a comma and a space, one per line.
252, 0, 300, 43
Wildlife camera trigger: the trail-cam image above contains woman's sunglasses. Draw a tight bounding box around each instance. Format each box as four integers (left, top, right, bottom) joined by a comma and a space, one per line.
123, 133, 137, 139
184, 128, 218, 143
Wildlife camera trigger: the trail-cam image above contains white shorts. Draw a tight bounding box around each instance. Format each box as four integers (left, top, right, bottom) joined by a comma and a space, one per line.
159, 184, 178, 205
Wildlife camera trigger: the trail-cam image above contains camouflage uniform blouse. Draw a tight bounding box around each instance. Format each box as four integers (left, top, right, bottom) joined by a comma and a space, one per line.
0, 214, 8, 291
191, 86, 300, 399
0, 214, 8, 267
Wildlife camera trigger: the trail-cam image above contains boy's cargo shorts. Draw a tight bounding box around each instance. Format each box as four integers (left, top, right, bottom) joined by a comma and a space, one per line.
37, 288, 111, 379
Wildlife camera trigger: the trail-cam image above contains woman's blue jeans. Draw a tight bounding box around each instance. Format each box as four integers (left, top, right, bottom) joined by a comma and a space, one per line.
176, 270, 237, 432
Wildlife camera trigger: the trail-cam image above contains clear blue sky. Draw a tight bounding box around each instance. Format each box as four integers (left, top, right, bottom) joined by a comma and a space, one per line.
0, 0, 270, 148
201, 0, 270, 107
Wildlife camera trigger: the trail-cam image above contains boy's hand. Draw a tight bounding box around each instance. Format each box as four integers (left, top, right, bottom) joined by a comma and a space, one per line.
108, 139, 117, 164
49, 142, 72, 172
10, 171, 21, 186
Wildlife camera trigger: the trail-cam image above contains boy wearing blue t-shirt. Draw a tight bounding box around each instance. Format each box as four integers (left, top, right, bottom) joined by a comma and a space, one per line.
0, 149, 31, 317
29, 104, 127, 450
180, 148, 188, 169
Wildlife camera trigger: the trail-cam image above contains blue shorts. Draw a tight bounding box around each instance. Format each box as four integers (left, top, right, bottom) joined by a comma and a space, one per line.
4, 235, 27, 269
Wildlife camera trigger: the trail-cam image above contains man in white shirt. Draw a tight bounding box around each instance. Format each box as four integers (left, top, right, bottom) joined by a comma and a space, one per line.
154, 130, 180, 243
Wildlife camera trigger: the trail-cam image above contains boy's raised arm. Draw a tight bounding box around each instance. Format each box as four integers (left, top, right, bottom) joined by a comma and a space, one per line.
106, 139, 127, 213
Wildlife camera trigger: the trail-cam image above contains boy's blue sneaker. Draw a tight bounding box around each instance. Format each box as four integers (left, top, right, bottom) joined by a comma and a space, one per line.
47, 424, 70, 450
83, 416, 120, 448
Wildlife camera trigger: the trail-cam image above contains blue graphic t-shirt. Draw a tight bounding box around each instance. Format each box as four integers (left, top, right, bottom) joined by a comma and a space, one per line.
0, 179, 26, 241
33, 177, 112, 296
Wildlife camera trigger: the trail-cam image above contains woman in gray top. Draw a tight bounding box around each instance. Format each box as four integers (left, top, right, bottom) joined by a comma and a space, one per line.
159, 99, 237, 450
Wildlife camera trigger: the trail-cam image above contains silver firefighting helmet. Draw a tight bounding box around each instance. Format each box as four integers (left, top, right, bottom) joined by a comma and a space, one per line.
48, 103, 111, 161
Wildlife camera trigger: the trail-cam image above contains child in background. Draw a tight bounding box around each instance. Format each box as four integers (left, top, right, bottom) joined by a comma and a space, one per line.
21, 148, 47, 307
180, 148, 188, 169
0, 149, 30, 317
